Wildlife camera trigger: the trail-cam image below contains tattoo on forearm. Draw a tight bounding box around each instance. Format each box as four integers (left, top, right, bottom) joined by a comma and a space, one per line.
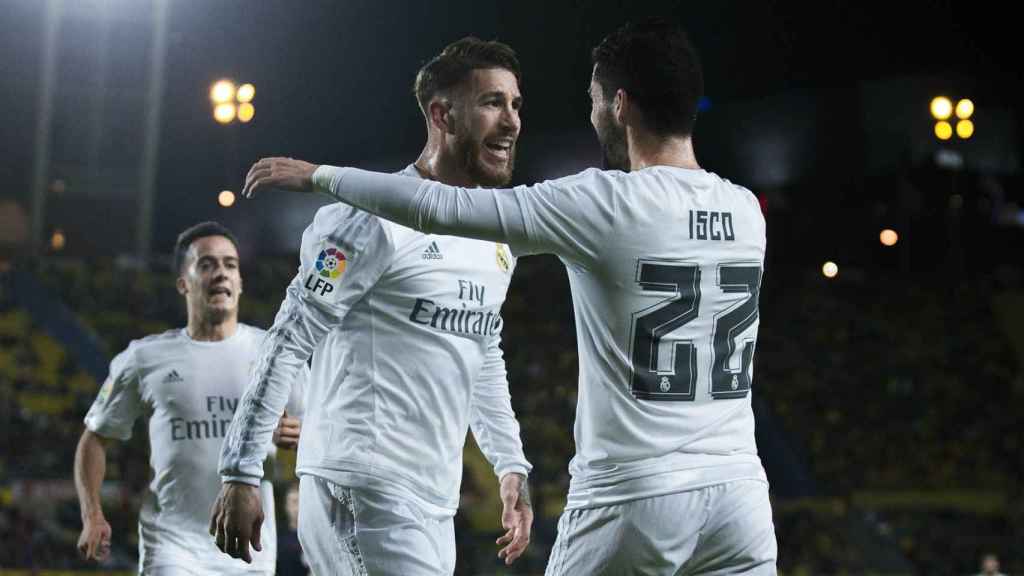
517, 475, 532, 508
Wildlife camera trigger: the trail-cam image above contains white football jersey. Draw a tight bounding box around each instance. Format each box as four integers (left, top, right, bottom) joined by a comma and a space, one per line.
313, 164, 768, 510
220, 166, 530, 514
84, 324, 305, 572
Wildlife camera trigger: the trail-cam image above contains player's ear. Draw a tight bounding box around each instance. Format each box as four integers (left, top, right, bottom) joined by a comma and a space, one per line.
613, 88, 628, 126
175, 274, 187, 296
428, 98, 456, 135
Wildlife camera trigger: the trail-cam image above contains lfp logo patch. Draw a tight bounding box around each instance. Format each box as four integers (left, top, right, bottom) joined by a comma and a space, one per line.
316, 247, 347, 279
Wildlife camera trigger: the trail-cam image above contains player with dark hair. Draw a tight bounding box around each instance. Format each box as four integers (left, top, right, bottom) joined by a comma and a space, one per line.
74, 222, 305, 575
212, 37, 533, 575
241, 18, 777, 575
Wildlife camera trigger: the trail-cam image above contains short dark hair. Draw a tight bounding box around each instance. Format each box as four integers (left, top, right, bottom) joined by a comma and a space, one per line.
592, 18, 703, 137
173, 221, 239, 274
413, 36, 521, 112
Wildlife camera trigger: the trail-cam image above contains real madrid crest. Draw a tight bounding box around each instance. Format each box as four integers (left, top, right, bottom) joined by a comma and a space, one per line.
495, 244, 511, 273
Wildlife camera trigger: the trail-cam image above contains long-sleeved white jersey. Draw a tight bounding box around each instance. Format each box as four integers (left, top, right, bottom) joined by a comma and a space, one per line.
310, 164, 769, 510
83, 324, 304, 572
219, 165, 531, 514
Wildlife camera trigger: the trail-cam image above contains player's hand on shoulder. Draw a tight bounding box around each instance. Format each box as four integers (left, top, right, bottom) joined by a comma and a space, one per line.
209, 481, 264, 563
496, 472, 533, 565
273, 410, 301, 450
77, 513, 112, 562
243, 157, 319, 199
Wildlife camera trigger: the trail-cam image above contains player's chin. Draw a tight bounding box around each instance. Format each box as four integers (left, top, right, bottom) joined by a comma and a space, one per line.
205, 301, 237, 319
475, 157, 514, 187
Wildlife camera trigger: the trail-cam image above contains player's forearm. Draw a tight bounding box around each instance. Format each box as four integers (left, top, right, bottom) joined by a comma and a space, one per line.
312, 166, 527, 243
219, 282, 328, 482
74, 430, 108, 521
470, 385, 532, 478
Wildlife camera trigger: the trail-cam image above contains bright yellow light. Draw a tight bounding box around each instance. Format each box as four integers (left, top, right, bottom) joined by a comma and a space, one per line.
210, 80, 236, 104
880, 229, 898, 246
822, 261, 838, 279
236, 83, 255, 103
51, 229, 66, 251
214, 103, 236, 124
930, 96, 953, 120
934, 121, 953, 141
218, 190, 236, 207
956, 119, 974, 139
955, 98, 974, 119
237, 102, 255, 123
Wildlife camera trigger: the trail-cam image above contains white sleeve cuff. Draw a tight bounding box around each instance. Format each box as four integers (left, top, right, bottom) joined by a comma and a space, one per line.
221, 475, 262, 487
496, 464, 531, 481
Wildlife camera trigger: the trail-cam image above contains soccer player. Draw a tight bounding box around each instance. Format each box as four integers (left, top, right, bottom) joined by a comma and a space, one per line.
211, 38, 533, 574
242, 19, 777, 575
74, 222, 305, 575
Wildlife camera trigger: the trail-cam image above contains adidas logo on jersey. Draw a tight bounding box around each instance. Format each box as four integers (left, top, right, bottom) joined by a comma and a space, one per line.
422, 241, 443, 260
163, 370, 184, 384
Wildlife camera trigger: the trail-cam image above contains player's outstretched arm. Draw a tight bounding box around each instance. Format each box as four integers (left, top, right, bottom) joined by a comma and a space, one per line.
209, 481, 264, 564
242, 157, 319, 198
241, 157, 527, 244
74, 429, 112, 562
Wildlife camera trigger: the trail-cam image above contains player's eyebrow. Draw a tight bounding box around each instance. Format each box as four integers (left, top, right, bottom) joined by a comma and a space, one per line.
478, 90, 519, 102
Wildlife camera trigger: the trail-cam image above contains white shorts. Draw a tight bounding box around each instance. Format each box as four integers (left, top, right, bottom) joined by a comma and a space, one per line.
297, 474, 455, 576
545, 479, 777, 576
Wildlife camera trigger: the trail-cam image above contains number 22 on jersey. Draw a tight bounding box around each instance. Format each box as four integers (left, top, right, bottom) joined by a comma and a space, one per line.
628, 259, 762, 402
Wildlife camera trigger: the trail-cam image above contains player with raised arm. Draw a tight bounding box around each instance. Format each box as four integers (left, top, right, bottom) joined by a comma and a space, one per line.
211, 38, 533, 575
242, 18, 777, 575
74, 222, 305, 575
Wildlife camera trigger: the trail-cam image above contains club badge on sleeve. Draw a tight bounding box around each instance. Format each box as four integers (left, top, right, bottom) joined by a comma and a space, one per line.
305, 245, 348, 297
496, 243, 511, 274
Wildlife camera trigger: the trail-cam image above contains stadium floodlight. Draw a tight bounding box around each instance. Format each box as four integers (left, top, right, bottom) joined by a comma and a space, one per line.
934, 121, 953, 141
822, 261, 838, 279
955, 98, 974, 120
213, 103, 236, 124
880, 229, 898, 246
218, 190, 236, 207
51, 229, 66, 251
956, 119, 974, 140
210, 80, 236, 104
238, 102, 255, 123
237, 83, 255, 103
930, 96, 953, 120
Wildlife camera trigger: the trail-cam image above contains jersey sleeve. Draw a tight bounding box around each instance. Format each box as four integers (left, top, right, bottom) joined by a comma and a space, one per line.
219, 205, 394, 485
83, 344, 143, 441
469, 333, 532, 480
312, 166, 616, 266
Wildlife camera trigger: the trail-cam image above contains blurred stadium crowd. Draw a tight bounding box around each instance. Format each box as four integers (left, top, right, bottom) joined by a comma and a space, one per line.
1, 237, 1021, 574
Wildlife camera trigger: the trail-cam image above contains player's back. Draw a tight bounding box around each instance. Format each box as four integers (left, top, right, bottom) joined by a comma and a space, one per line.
517, 166, 767, 509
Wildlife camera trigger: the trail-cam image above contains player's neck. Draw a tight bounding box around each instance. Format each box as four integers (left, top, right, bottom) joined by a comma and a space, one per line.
186, 314, 238, 342
414, 138, 477, 188
627, 130, 700, 172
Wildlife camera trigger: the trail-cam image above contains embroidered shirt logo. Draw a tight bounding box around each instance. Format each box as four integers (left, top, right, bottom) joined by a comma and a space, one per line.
422, 241, 444, 260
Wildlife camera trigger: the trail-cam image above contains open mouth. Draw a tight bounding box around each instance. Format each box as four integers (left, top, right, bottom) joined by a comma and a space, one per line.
484, 139, 514, 160
208, 286, 232, 299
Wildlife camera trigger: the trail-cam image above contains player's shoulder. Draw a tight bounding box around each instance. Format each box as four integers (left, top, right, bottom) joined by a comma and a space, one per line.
306, 202, 397, 254
235, 323, 266, 341
310, 202, 383, 236
536, 167, 622, 191
706, 171, 760, 209
128, 328, 185, 350
119, 328, 186, 364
